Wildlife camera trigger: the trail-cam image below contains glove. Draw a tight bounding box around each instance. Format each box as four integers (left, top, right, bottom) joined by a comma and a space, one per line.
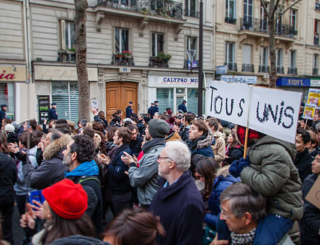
229, 157, 250, 178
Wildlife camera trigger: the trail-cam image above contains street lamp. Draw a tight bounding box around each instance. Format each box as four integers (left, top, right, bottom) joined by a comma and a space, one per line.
197, 0, 203, 117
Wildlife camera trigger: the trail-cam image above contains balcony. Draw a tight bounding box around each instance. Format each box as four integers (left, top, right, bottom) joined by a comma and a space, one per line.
258, 65, 269, 73
313, 68, 319, 76
185, 9, 199, 18
57, 50, 76, 62
225, 17, 237, 24
315, 35, 319, 46
184, 59, 198, 69
149, 56, 170, 68
277, 67, 284, 74
111, 54, 135, 66
224, 62, 237, 72
288, 67, 298, 75
96, 0, 183, 19
316, 2, 320, 11
242, 64, 254, 72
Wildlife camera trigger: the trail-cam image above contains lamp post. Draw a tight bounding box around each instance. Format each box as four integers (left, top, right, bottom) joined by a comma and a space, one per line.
197, 0, 203, 116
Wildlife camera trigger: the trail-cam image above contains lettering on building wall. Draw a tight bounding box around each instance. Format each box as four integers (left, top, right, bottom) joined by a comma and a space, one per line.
0, 70, 15, 80
161, 77, 198, 84
288, 79, 304, 86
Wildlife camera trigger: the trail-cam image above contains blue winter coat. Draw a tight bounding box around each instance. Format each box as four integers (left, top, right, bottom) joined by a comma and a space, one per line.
191, 145, 214, 158
48, 108, 58, 121
178, 103, 187, 113
125, 106, 132, 118
204, 169, 240, 229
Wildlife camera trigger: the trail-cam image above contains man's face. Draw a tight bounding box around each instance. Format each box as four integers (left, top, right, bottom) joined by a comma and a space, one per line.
131, 129, 137, 141
129, 103, 132, 107
175, 118, 181, 124
154, 113, 159, 119
189, 124, 203, 140
314, 114, 319, 122
157, 147, 172, 178
52, 105, 56, 109
62, 140, 74, 168
182, 117, 187, 126
113, 130, 121, 145
2, 106, 7, 111
44, 133, 52, 149
145, 126, 152, 141
295, 135, 307, 153
312, 155, 320, 174
220, 200, 247, 233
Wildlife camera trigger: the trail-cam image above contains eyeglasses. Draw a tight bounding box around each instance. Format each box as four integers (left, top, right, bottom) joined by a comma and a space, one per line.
157, 155, 173, 161
220, 206, 233, 220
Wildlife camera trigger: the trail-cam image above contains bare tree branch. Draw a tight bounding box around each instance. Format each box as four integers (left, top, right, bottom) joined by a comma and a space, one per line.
277, 0, 302, 19
260, 0, 269, 17
271, 0, 281, 18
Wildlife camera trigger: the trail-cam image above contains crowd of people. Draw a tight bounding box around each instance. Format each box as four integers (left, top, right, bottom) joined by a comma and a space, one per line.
0, 101, 319, 245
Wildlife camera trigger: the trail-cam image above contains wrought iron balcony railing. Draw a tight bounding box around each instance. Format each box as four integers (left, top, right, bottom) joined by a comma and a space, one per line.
277, 66, 284, 74
258, 65, 269, 73
225, 17, 237, 24
313, 67, 318, 76
111, 54, 135, 66
97, 0, 183, 19
57, 50, 76, 62
242, 64, 254, 72
288, 67, 298, 75
185, 9, 199, 18
224, 62, 237, 72
149, 56, 169, 68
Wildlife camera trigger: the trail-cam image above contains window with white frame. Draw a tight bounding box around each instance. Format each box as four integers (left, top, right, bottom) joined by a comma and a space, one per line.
313, 54, 319, 69
242, 45, 252, 65
289, 50, 296, 68
187, 37, 197, 55
243, 0, 253, 26
60, 20, 75, 50
185, 0, 197, 17
260, 47, 269, 66
290, 9, 297, 30
115, 28, 129, 54
276, 49, 283, 67
113, 0, 128, 6
260, 2, 268, 31
225, 42, 235, 64
276, 6, 283, 34
225, 0, 236, 20
152, 33, 164, 56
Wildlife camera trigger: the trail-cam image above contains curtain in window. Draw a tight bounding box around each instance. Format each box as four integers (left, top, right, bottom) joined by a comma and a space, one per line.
115, 28, 120, 53
122, 29, 129, 51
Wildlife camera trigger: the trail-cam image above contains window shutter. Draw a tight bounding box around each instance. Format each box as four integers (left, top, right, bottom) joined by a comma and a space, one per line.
60, 20, 66, 50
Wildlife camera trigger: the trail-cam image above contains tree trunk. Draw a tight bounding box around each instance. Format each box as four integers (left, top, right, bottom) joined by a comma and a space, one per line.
74, 0, 89, 120
268, 0, 277, 88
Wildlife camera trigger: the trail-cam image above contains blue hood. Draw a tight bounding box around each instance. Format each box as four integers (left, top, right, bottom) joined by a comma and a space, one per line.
65, 159, 99, 177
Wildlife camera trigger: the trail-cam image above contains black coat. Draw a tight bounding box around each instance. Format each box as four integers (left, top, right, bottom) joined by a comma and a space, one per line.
149, 171, 204, 245
129, 136, 143, 156
294, 148, 313, 183
48, 108, 58, 121
126, 106, 132, 118
0, 153, 17, 207
223, 146, 244, 166
300, 174, 320, 245
0, 110, 6, 128
178, 103, 187, 113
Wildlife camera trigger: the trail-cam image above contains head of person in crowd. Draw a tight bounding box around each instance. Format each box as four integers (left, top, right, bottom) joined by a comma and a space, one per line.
147, 119, 170, 141
131, 117, 138, 125
38, 179, 95, 244
5, 123, 18, 144
93, 122, 104, 134
123, 118, 133, 127
1, 118, 11, 130
236, 126, 265, 147
113, 127, 132, 147
296, 128, 311, 153
66, 120, 76, 135
157, 141, 191, 181
308, 130, 319, 154
195, 157, 220, 198
0, 132, 9, 154
189, 119, 208, 141
126, 124, 139, 141
143, 117, 150, 126
1, 104, 7, 112
103, 208, 165, 245
227, 130, 242, 148
116, 110, 123, 117
106, 126, 117, 142
79, 119, 88, 129
153, 112, 160, 119
154, 101, 158, 106
62, 135, 95, 171
219, 182, 267, 235
183, 113, 195, 127
166, 107, 172, 116
55, 123, 71, 135
175, 114, 183, 125
55, 119, 68, 126
18, 131, 38, 150
313, 113, 320, 122
312, 150, 320, 175
82, 127, 95, 138
94, 130, 107, 155
98, 111, 106, 120
206, 118, 219, 133
298, 120, 306, 129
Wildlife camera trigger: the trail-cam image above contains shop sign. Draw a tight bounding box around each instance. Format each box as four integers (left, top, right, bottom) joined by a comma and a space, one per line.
221, 75, 257, 84
311, 79, 320, 87
276, 77, 310, 87
0, 66, 26, 82
34, 66, 98, 81
160, 77, 198, 85
216, 65, 228, 75
38, 95, 50, 124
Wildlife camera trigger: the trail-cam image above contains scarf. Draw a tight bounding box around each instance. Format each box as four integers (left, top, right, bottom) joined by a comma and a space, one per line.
65, 159, 99, 177
142, 138, 165, 153
188, 135, 206, 151
230, 228, 256, 245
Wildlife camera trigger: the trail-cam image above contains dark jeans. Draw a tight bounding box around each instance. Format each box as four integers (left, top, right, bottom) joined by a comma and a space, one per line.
112, 191, 132, 217
16, 194, 27, 216
0, 203, 14, 245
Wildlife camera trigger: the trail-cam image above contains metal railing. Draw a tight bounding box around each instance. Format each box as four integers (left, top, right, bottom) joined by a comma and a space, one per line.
225, 17, 237, 24
58, 50, 76, 62
111, 54, 135, 66
242, 64, 254, 72
258, 65, 269, 73
224, 62, 237, 72
316, 2, 320, 11
97, 0, 183, 19
313, 67, 319, 75
185, 9, 199, 18
149, 57, 169, 68
240, 17, 298, 36
277, 66, 284, 74
288, 67, 298, 75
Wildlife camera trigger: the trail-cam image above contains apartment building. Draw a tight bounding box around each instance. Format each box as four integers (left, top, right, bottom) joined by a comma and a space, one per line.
214, 0, 320, 102
0, 0, 215, 123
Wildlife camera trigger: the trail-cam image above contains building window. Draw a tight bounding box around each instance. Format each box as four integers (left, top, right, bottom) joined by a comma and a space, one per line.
60, 20, 75, 50
152, 33, 164, 56
260, 2, 268, 32
225, 0, 236, 23
290, 9, 297, 31
113, 0, 128, 6
276, 49, 283, 74
243, 0, 253, 27
185, 0, 197, 17
0, 83, 14, 119
115, 28, 129, 54
313, 54, 319, 75
225, 42, 237, 71
315, 20, 320, 45
52, 82, 79, 123
187, 88, 198, 114
156, 88, 174, 113
289, 50, 296, 68
242, 45, 253, 72
276, 6, 283, 35
186, 37, 197, 55
259, 47, 269, 73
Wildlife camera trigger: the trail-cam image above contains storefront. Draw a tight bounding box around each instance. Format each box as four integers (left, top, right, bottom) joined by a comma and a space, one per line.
276, 77, 312, 103
220, 75, 257, 84
148, 74, 209, 114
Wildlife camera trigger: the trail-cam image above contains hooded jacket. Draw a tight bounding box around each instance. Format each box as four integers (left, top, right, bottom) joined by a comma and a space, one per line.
211, 131, 225, 165
165, 131, 182, 142
189, 128, 215, 157
0, 152, 17, 206
22, 134, 70, 190
128, 138, 165, 205
241, 136, 303, 221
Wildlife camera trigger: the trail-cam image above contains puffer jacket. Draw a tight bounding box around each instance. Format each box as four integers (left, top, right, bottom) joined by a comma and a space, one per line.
241, 136, 303, 221
189, 128, 214, 157
22, 134, 70, 190
128, 138, 165, 205
204, 166, 240, 229
211, 131, 225, 165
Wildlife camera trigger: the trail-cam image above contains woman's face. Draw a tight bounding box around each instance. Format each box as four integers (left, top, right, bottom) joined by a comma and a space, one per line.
43, 201, 52, 220
295, 135, 307, 153
195, 172, 205, 183
227, 134, 234, 144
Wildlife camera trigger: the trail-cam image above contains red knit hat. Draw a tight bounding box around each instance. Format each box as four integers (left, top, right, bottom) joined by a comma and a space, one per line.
236, 125, 265, 145
42, 179, 88, 220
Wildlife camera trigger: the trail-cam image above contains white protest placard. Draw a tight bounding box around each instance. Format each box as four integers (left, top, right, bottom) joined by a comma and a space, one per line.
91, 100, 99, 109
248, 87, 302, 144
206, 81, 251, 127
